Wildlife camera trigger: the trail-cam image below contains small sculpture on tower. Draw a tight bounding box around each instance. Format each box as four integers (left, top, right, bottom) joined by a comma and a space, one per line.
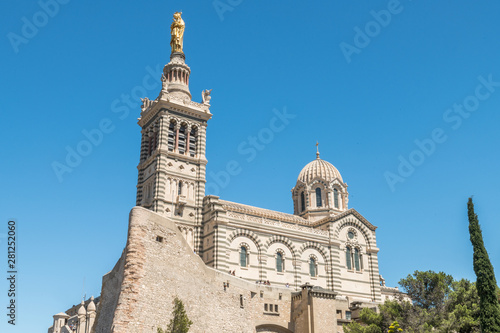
170, 12, 185, 53
202, 89, 212, 105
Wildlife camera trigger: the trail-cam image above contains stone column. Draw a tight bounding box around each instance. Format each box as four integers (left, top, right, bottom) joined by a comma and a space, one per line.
174, 124, 180, 152
186, 125, 191, 155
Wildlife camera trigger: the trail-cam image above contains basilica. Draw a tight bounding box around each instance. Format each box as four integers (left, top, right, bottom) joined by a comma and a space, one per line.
48, 13, 406, 333
135, 18, 381, 303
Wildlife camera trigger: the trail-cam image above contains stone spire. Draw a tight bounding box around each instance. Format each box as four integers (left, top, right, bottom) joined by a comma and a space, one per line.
77, 301, 87, 333
86, 296, 96, 333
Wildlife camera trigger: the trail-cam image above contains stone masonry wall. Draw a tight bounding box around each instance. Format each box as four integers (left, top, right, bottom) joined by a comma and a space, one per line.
93, 249, 125, 333
94, 207, 295, 333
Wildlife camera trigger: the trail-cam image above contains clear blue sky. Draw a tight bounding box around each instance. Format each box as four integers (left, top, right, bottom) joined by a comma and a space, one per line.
2, 0, 500, 331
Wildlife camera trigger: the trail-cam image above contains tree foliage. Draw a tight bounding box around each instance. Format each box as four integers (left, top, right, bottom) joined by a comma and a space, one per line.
467, 198, 500, 332
346, 198, 499, 333
348, 271, 487, 333
399, 270, 453, 311
158, 297, 193, 333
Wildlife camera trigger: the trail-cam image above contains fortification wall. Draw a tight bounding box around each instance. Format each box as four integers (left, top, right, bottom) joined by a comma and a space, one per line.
93, 249, 125, 333
94, 207, 294, 333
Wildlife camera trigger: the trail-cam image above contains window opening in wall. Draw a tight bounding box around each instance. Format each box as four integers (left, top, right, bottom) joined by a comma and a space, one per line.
309, 257, 317, 277
300, 192, 305, 212
264, 304, 268, 312
178, 181, 182, 195
240, 246, 248, 267
168, 122, 175, 152
346, 311, 352, 320
279, 293, 282, 300
354, 248, 361, 271
334, 188, 339, 208
346, 246, 352, 270
239, 294, 244, 308
156, 236, 163, 242
178, 124, 186, 154
315, 187, 322, 207
189, 127, 197, 157
147, 131, 158, 157
275, 304, 278, 312
276, 252, 283, 272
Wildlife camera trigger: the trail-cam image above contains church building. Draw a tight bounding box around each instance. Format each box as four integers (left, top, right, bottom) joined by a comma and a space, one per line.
49, 13, 406, 333
135, 16, 382, 304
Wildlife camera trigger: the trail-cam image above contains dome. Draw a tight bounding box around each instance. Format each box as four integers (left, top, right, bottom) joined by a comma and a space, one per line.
78, 301, 87, 315
87, 296, 96, 312
297, 155, 343, 184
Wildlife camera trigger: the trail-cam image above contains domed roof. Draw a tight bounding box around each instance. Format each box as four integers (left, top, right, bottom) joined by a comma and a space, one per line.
87, 296, 96, 312
78, 301, 86, 315
297, 154, 343, 184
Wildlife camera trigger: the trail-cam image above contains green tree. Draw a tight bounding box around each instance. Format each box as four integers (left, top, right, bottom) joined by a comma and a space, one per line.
399, 270, 453, 328
344, 321, 382, 333
343, 308, 383, 333
467, 198, 500, 332
441, 279, 480, 333
158, 297, 193, 333
399, 270, 453, 311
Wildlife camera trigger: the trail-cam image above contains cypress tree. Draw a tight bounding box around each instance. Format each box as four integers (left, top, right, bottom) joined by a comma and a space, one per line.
166, 297, 193, 333
158, 297, 193, 333
467, 197, 500, 332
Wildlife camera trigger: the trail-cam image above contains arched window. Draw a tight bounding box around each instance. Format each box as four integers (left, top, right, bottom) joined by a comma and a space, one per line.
300, 192, 305, 212
240, 246, 248, 267
178, 124, 187, 154
309, 257, 317, 277
178, 181, 183, 195
346, 246, 352, 270
354, 248, 361, 271
167, 121, 176, 152
276, 252, 284, 272
147, 131, 158, 157
315, 188, 322, 207
189, 127, 197, 157
334, 188, 339, 209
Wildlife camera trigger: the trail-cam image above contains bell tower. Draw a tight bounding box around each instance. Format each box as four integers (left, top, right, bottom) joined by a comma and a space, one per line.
136, 12, 212, 252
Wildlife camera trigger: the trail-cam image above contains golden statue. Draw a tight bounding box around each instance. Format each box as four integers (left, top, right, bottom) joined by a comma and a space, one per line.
170, 12, 185, 53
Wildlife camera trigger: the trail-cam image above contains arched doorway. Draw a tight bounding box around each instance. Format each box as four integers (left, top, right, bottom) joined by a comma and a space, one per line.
256, 324, 294, 333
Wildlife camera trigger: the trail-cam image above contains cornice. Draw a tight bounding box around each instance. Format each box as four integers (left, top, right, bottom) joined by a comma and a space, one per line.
138, 97, 212, 127
312, 208, 377, 231
219, 200, 309, 225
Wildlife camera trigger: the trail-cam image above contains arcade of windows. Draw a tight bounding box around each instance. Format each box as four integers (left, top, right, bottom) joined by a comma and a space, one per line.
142, 121, 199, 160
239, 246, 320, 277
346, 246, 363, 272
299, 187, 341, 212
167, 121, 198, 157
240, 247, 287, 273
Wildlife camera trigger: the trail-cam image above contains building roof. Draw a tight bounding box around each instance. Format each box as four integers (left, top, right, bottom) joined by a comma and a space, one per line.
297, 156, 343, 184
220, 200, 309, 225
312, 208, 377, 231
